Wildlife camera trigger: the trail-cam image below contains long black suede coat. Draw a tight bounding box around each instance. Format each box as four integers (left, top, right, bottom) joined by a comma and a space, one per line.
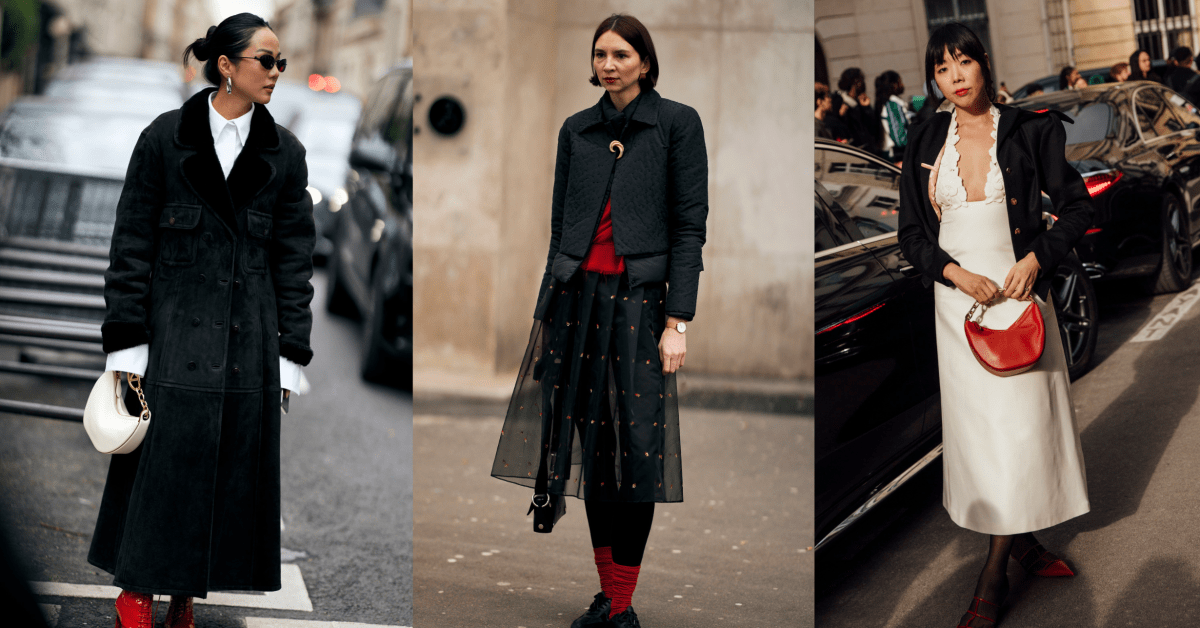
88, 87, 315, 596
535, 88, 708, 321
897, 103, 1094, 301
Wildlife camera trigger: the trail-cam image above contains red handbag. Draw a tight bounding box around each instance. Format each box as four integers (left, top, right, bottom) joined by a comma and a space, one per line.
964, 300, 1045, 376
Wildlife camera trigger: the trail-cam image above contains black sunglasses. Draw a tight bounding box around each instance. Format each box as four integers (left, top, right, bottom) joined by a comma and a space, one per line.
232, 54, 287, 73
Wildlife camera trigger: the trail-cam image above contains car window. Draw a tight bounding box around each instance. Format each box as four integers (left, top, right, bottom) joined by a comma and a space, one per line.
1062, 104, 1113, 144
1162, 88, 1200, 130
815, 147, 900, 236
1134, 87, 1183, 139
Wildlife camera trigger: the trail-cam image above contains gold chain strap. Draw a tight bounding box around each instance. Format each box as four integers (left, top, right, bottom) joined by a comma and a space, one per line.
125, 373, 151, 421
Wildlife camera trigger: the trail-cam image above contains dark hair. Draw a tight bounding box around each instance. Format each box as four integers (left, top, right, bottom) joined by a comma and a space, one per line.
1058, 65, 1076, 90
1109, 62, 1129, 81
1173, 46, 1194, 63
815, 84, 829, 110
830, 91, 845, 113
182, 12, 272, 87
874, 70, 902, 116
838, 67, 865, 93
924, 23, 995, 104
588, 14, 658, 91
1129, 49, 1154, 80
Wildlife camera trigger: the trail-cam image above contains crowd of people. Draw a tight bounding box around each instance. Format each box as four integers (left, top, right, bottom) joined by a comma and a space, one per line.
817, 45, 1200, 163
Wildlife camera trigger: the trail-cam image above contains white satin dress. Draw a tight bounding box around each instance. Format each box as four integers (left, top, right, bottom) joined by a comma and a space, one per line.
933, 104, 1090, 535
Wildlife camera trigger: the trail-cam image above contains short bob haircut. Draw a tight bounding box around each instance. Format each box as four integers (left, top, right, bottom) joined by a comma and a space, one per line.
182, 12, 273, 87
924, 22, 996, 104
589, 14, 658, 91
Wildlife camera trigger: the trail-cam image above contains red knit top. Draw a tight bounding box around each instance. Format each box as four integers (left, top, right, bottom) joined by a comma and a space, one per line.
581, 198, 625, 274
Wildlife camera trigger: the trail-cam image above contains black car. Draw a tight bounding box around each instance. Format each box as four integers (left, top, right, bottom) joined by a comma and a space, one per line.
326, 61, 413, 387
813, 141, 1099, 550
1010, 60, 1171, 99
1015, 82, 1200, 293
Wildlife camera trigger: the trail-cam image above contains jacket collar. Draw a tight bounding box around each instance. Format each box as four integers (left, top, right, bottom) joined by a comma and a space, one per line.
176, 86, 280, 153
582, 88, 661, 131
174, 87, 280, 234
930, 100, 1068, 144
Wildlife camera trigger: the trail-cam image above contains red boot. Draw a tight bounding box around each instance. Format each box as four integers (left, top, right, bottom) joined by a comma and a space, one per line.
164, 595, 194, 628
114, 590, 154, 628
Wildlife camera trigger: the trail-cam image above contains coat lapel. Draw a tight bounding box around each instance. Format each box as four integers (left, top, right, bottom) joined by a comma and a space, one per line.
174, 88, 281, 232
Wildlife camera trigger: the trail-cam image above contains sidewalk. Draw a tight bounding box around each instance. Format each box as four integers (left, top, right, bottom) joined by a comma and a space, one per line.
412, 367, 813, 416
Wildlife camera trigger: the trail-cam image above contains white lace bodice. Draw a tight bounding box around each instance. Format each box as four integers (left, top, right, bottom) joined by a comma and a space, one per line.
935, 104, 1004, 213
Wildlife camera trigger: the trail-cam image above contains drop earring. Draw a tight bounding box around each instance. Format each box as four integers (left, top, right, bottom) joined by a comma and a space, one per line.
226, 76, 232, 94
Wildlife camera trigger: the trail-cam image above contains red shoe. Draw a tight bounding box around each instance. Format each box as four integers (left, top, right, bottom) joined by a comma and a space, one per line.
114, 590, 155, 628
1016, 544, 1075, 577
164, 595, 194, 628
957, 596, 1001, 627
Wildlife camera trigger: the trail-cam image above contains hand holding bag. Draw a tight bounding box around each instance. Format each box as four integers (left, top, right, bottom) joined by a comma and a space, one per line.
964, 300, 1045, 376
83, 372, 151, 454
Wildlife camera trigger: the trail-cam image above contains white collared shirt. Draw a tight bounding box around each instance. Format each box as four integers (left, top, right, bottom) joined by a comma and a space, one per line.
106, 90, 309, 395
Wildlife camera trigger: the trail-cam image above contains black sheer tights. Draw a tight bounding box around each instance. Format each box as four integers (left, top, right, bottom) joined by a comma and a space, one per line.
960, 533, 1041, 626
585, 501, 655, 566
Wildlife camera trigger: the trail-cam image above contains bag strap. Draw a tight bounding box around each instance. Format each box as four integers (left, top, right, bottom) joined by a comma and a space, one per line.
125, 373, 151, 421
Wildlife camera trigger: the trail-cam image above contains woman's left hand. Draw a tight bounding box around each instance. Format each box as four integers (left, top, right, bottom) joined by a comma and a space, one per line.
659, 317, 688, 374
1003, 252, 1041, 301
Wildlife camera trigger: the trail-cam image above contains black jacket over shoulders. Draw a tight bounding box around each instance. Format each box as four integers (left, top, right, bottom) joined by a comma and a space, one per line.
535, 88, 708, 321
897, 102, 1094, 301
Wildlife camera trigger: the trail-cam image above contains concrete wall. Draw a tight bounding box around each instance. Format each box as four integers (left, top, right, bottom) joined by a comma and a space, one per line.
414, 0, 810, 379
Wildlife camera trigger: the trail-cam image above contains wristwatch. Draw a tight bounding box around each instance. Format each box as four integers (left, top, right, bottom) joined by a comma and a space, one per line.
672, 321, 687, 334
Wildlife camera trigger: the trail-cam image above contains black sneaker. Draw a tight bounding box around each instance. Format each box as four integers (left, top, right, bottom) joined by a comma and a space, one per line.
570, 591, 611, 628
607, 606, 642, 628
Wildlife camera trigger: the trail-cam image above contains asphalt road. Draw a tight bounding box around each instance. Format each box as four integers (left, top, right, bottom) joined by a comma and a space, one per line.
817, 277, 1200, 626
411, 403, 813, 628
0, 268, 414, 627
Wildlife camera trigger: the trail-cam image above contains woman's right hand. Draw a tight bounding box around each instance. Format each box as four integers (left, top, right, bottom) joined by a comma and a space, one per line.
944, 263, 1001, 304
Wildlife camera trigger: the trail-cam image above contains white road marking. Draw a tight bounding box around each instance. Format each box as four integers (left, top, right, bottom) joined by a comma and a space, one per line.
29, 564, 313, 611
1131, 280, 1200, 342
244, 620, 410, 628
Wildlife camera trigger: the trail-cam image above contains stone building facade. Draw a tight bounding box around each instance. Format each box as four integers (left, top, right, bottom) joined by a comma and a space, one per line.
817, 0, 1176, 101
413, 0, 811, 380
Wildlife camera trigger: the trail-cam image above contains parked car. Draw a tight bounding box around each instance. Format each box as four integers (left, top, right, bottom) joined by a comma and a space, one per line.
1014, 82, 1200, 293
813, 140, 1099, 550
325, 61, 413, 387
1011, 59, 1171, 99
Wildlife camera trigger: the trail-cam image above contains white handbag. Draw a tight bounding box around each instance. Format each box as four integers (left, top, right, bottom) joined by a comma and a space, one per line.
83, 371, 151, 454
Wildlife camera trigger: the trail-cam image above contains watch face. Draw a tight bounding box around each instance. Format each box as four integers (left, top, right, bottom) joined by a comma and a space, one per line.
676, 321, 686, 333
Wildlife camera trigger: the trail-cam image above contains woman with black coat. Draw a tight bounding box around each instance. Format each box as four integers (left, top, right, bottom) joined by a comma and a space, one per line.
897, 23, 1091, 627
490, 13, 707, 628
90, 13, 314, 628
1130, 48, 1163, 83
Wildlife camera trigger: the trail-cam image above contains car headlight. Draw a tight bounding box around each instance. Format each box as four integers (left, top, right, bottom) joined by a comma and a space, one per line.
307, 186, 323, 204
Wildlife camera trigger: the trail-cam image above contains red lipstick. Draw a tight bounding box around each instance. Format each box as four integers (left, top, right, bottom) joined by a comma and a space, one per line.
955, 88, 969, 96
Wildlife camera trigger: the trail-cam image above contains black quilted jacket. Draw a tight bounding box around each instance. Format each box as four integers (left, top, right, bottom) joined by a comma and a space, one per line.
534, 88, 709, 321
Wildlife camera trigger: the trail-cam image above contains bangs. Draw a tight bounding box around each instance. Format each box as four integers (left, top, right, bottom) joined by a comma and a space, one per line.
924, 22, 994, 101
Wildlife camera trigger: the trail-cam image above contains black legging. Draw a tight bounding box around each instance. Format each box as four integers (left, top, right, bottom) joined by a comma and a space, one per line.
585, 501, 655, 566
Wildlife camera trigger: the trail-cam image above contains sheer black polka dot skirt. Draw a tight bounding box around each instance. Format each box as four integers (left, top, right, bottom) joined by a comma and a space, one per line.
491, 271, 683, 503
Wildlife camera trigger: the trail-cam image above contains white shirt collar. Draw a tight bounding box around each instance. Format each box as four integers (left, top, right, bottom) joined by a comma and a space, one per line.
208, 90, 255, 146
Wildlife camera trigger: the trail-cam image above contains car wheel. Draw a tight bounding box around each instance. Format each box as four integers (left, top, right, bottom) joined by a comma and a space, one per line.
1052, 253, 1098, 381
1145, 193, 1192, 294
324, 218, 360, 319
361, 259, 412, 388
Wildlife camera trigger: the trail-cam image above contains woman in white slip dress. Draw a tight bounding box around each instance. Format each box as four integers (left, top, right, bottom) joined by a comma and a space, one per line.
897, 23, 1093, 627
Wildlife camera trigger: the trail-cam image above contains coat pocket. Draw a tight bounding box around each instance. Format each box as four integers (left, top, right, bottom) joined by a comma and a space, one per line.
625, 252, 669, 287
158, 203, 202, 266
244, 210, 272, 274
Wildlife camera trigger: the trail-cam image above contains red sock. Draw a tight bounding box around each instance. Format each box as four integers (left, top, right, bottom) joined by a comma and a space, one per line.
609, 563, 641, 617
593, 547, 614, 597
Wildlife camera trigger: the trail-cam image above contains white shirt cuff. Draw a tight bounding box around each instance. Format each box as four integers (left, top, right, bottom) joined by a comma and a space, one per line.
106, 344, 149, 377
280, 356, 310, 394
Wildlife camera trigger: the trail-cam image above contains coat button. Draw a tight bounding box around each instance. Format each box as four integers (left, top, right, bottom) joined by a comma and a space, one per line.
232, 366, 240, 375
169, 217, 175, 225
191, 317, 200, 326
1010, 198, 1018, 205
187, 361, 196, 371
1014, 227, 1021, 234
234, 280, 241, 289
199, 273, 206, 283
202, 232, 212, 242
1005, 167, 1011, 173
233, 324, 240, 333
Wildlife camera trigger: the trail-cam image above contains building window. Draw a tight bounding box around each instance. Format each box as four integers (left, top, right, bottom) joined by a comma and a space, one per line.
924, 0, 992, 59
1134, 0, 1194, 60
